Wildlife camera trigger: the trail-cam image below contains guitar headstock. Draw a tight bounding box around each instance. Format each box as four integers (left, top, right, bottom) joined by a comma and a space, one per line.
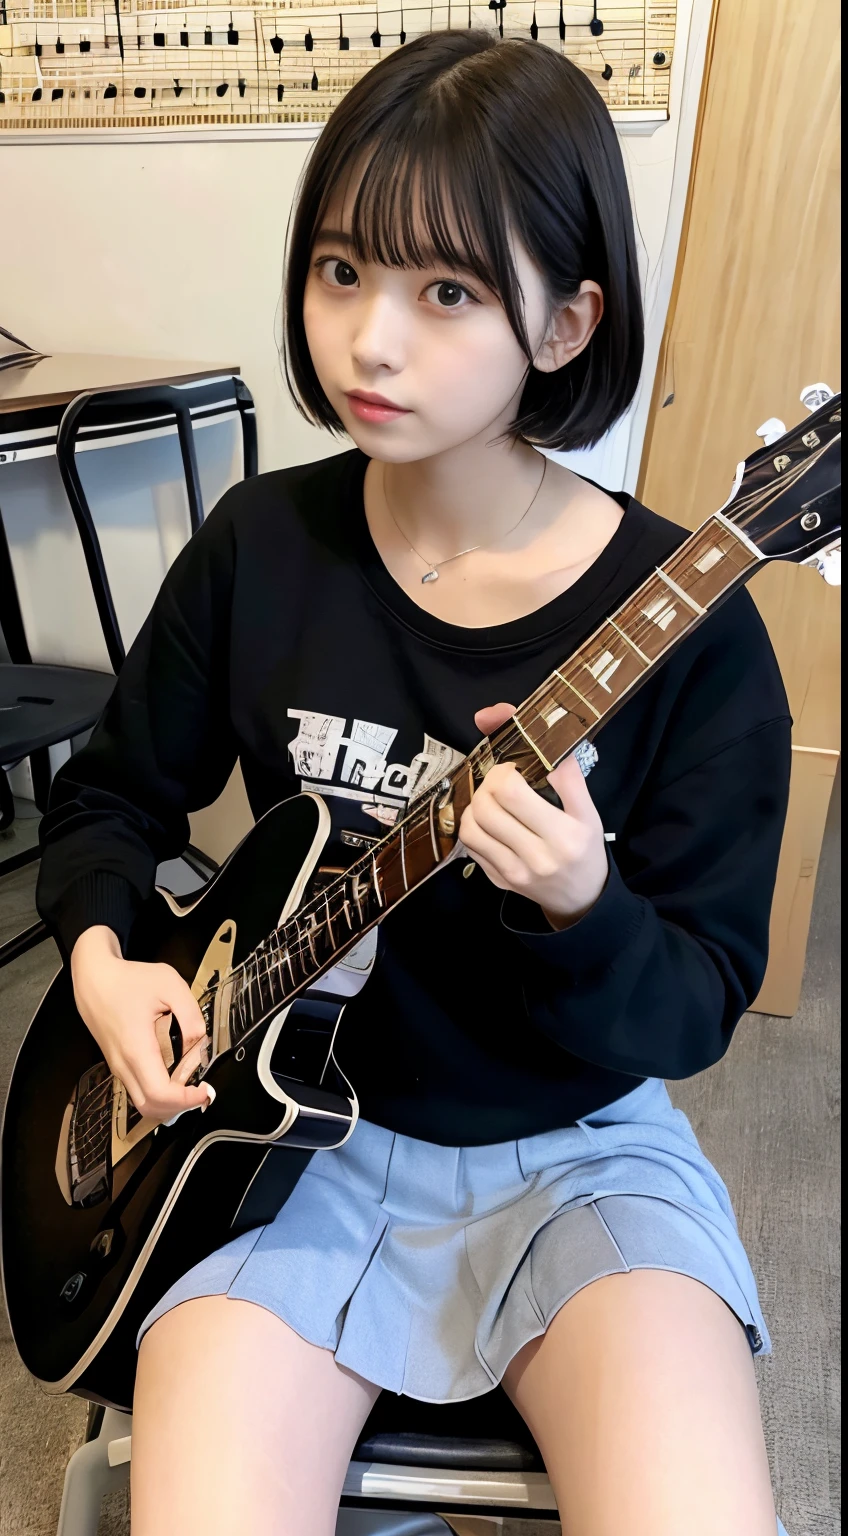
722, 387, 841, 582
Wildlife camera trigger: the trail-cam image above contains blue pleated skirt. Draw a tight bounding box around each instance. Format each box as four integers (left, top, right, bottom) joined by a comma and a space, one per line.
138, 1076, 774, 1404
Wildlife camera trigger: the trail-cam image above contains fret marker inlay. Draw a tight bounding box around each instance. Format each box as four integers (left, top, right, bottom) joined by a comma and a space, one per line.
694, 545, 723, 575
642, 594, 677, 631
587, 650, 623, 692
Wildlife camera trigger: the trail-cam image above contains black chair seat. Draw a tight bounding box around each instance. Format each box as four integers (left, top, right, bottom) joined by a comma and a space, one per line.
0, 664, 115, 760
353, 1387, 544, 1473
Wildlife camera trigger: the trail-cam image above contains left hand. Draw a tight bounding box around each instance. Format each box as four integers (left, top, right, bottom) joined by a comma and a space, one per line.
459, 703, 609, 930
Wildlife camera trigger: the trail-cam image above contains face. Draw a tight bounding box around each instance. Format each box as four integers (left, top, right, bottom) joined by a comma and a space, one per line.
302, 169, 591, 463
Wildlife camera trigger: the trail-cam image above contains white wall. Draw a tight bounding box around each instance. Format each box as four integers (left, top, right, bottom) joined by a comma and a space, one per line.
2, 0, 712, 492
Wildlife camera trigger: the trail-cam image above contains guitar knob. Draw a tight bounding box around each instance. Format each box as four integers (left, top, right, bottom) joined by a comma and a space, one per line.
800, 383, 835, 412
756, 417, 786, 447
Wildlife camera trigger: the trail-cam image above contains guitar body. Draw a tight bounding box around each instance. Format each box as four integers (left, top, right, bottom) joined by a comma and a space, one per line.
0, 793, 363, 1411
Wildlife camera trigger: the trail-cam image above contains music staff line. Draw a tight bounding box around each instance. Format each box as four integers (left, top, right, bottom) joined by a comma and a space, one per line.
1, 0, 675, 123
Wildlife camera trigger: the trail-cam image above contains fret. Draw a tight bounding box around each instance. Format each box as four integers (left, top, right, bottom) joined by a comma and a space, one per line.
553, 669, 602, 721
653, 566, 707, 616
399, 821, 408, 891
608, 617, 651, 666
428, 793, 441, 861
303, 913, 320, 968
371, 852, 384, 908
713, 510, 766, 562
283, 946, 296, 990
350, 871, 366, 925
513, 714, 553, 773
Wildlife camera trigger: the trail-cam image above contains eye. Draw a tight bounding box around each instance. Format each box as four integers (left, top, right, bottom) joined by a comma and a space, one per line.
316, 257, 359, 288
425, 280, 475, 310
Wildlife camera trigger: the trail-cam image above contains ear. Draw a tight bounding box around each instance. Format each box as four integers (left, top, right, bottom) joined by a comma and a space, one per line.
533, 281, 604, 374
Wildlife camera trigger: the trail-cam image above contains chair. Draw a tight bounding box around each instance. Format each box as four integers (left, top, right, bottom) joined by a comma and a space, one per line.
57, 1391, 556, 1535
0, 377, 256, 969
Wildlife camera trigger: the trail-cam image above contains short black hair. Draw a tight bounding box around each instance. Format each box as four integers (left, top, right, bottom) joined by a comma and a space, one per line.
282, 29, 644, 452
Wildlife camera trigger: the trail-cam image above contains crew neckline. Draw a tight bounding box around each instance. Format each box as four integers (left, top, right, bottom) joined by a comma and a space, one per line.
343, 447, 652, 653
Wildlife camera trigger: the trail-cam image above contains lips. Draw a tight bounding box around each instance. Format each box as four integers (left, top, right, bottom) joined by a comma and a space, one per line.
345, 391, 411, 424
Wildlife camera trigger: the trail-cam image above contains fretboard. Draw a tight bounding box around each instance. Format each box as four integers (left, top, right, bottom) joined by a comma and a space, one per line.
228, 507, 764, 1041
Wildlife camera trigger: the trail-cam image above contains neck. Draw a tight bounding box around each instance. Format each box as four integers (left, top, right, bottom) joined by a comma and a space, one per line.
381, 439, 545, 553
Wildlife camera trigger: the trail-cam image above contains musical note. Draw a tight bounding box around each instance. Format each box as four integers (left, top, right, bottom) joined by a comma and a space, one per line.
530, 4, 538, 40
590, 0, 603, 36
339, 13, 349, 48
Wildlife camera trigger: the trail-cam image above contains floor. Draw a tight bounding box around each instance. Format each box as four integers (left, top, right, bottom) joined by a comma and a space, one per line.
0, 780, 840, 1536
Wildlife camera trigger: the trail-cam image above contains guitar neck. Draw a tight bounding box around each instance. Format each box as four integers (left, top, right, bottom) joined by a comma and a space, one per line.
226, 505, 765, 1040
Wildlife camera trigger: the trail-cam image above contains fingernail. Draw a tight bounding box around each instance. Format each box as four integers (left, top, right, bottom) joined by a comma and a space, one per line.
200, 1083, 217, 1112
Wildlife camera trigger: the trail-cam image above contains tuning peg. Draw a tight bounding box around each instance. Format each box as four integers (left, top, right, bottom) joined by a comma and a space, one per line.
756, 417, 786, 447
802, 540, 841, 586
800, 383, 835, 412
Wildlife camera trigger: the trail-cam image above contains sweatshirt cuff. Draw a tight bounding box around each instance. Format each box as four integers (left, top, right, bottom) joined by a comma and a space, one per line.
46, 871, 142, 961
500, 853, 647, 975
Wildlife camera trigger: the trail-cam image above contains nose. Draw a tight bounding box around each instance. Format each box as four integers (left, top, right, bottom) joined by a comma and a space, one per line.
350, 290, 407, 376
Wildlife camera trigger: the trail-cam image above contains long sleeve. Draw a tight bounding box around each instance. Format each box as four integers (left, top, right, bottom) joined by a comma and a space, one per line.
502, 715, 792, 1081
35, 493, 241, 960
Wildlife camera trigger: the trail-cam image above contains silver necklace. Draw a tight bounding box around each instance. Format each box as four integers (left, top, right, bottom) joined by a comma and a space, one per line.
383, 456, 548, 583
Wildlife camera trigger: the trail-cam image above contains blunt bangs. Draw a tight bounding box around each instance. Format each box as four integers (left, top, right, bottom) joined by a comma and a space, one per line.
282, 30, 644, 452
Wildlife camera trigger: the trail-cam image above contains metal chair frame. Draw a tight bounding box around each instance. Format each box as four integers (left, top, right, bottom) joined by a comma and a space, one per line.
0, 373, 255, 968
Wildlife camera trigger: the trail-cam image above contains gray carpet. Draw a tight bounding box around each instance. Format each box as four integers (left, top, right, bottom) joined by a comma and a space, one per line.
0, 779, 840, 1536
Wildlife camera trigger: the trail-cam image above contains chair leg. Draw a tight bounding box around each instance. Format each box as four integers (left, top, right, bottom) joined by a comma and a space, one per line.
0, 768, 14, 832
56, 1407, 131, 1536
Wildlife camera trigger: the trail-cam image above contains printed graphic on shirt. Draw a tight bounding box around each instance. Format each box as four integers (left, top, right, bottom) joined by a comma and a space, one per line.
287, 709, 464, 827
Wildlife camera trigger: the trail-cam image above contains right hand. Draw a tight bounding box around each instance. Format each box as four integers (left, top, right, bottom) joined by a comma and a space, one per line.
71, 926, 212, 1123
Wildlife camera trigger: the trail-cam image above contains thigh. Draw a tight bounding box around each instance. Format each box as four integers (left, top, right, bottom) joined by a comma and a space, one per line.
131, 1295, 379, 1536
503, 1269, 777, 1536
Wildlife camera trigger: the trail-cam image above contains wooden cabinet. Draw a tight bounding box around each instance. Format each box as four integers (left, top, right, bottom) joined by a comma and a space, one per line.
637, 0, 841, 1013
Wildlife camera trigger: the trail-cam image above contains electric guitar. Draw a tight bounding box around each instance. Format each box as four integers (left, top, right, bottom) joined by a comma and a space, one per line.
1, 389, 840, 1413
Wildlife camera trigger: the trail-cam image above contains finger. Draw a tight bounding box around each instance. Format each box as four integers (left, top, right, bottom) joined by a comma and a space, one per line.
474, 702, 517, 736
468, 789, 553, 869
125, 1028, 211, 1119
547, 754, 602, 823
478, 762, 571, 842
156, 968, 208, 1048
459, 810, 527, 890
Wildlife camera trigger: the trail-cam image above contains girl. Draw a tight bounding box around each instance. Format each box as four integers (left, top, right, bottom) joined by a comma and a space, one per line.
36, 29, 793, 1536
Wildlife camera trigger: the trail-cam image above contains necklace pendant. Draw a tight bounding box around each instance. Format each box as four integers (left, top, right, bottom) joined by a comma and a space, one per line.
422, 568, 439, 584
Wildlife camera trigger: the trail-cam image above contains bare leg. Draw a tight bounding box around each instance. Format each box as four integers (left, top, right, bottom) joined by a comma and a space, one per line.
503, 1269, 777, 1536
131, 1296, 379, 1536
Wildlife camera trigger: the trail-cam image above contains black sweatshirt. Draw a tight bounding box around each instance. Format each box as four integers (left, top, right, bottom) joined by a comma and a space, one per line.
36, 448, 792, 1145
